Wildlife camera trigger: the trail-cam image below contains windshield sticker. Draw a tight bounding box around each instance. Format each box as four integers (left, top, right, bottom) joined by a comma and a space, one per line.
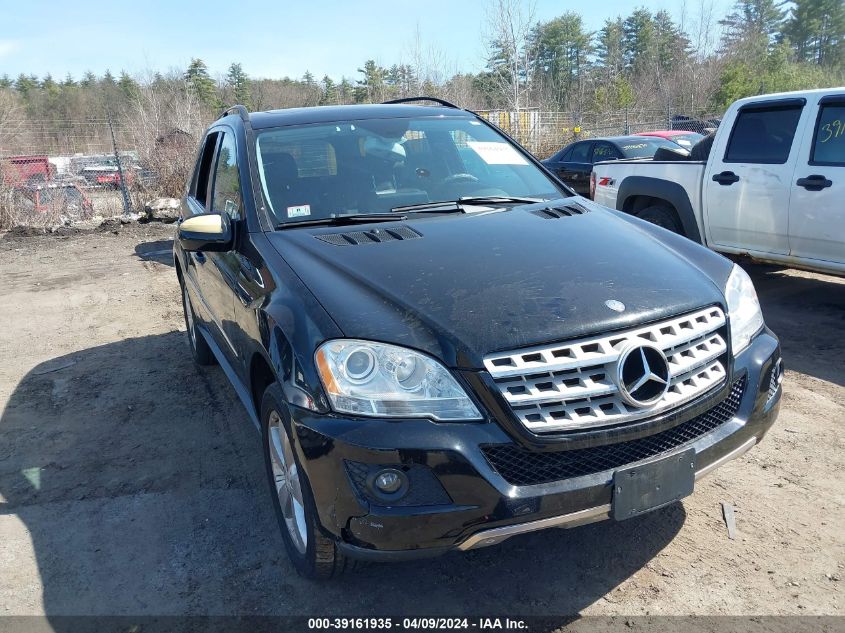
467, 141, 528, 165
287, 204, 311, 218
622, 143, 649, 151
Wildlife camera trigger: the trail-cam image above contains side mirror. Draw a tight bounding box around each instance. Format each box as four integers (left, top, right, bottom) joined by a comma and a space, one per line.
178, 212, 233, 252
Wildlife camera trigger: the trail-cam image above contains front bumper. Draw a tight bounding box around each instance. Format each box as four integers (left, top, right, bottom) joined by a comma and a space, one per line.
290, 329, 781, 561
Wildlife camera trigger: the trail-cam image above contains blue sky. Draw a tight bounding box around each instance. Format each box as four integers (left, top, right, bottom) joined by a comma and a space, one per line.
2, 0, 734, 81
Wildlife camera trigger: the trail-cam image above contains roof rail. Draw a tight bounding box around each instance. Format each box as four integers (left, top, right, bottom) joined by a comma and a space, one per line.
381, 96, 461, 109
219, 104, 250, 122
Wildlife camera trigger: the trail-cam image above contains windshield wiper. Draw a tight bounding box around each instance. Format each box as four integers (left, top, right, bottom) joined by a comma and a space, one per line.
392, 196, 545, 214
459, 195, 545, 205
276, 213, 407, 229
391, 200, 466, 214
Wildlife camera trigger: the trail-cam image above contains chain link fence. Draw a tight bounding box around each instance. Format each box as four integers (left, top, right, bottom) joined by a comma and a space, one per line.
0, 108, 721, 229
476, 108, 721, 159
0, 116, 197, 229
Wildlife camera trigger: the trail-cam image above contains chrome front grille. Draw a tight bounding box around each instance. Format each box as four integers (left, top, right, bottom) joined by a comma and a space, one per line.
484, 306, 728, 433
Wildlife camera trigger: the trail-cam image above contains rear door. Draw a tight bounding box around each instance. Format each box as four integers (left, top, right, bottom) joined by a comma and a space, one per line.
787, 93, 845, 265
703, 98, 808, 255
558, 141, 594, 195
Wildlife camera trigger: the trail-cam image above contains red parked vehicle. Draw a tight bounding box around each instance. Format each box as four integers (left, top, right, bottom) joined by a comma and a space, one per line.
0, 155, 57, 187
634, 130, 705, 150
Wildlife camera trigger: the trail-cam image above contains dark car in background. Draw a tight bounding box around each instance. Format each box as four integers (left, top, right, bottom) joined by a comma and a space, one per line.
541, 136, 683, 196
173, 98, 781, 579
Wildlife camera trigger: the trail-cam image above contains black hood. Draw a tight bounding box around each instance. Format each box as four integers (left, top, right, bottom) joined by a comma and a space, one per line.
267, 201, 729, 369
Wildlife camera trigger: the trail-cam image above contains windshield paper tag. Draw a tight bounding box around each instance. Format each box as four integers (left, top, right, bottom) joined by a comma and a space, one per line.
467, 141, 528, 165
287, 204, 311, 218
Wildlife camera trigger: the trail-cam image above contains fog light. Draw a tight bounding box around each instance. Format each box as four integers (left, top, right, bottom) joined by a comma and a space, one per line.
374, 469, 405, 494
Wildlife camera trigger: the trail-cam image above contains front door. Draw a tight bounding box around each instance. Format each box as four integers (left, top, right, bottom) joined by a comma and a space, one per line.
198, 128, 244, 362
703, 98, 808, 255
787, 93, 845, 266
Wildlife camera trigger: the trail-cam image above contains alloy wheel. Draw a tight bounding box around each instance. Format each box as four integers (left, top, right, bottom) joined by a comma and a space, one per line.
267, 410, 308, 554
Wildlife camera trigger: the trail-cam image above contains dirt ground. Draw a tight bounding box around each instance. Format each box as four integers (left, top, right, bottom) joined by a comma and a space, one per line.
0, 224, 842, 620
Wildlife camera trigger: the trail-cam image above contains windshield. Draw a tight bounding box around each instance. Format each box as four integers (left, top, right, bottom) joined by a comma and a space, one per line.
256, 116, 566, 225
618, 138, 680, 158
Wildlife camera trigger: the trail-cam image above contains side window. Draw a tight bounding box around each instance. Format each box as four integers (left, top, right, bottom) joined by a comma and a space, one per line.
810, 103, 845, 166
192, 132, 220, 207
211, 133, 242, 219
558, 146, 574, 161
592, 143, 620, 162
570, 142, 592, 163
724, 105, 803, 164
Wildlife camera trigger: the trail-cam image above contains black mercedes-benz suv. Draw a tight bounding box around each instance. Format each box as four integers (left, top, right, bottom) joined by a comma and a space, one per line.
174, 98, 782, 579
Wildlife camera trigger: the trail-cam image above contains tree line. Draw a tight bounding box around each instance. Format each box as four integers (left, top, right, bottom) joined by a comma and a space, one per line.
0, 0, 842, 157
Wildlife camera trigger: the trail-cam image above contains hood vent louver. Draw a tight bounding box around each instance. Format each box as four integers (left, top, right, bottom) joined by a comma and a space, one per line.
315, 225, 422, 246
531, 202, 591, 219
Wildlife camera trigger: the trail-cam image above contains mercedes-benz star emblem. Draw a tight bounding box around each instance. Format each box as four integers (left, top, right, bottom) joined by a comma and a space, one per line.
616, 343, 671, 407
605, 299, 626, 312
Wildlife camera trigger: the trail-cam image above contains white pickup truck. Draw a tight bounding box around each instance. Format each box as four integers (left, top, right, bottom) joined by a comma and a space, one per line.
592, 88, 845, 276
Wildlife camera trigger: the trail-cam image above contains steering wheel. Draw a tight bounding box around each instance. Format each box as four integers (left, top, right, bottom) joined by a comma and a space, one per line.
441, 173, 479, 185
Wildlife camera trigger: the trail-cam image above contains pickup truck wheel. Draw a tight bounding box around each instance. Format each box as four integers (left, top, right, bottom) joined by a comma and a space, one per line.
636, 205, 684, 236
261, 384, 354, 580
180, 280, 216, 366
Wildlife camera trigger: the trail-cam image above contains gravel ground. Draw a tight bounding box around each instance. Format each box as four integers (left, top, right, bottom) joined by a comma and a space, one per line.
0, 224, 842, 621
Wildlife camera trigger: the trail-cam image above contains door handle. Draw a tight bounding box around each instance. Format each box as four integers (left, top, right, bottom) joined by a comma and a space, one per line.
712, 171, 740, 185
796, 174, 832, 191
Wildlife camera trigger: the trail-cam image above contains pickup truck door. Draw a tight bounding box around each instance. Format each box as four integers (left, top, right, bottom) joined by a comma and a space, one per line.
703, 98, 808, 255
787, 93, 845, 265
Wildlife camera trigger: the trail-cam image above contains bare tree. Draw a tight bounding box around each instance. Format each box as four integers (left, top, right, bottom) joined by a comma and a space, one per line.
484, 0, 538, 112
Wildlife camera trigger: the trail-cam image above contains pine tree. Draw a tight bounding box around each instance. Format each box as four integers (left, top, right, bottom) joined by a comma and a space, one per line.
62, 73, 76, 88
14, 74, 37, 100
783, 0, 845, 66
654, 10, 690, 72
356, 60, 386, 102
0, 74, 13, 89
118, 71, 139, 100
80, 71, 97, 88
596, 17, 625, 78
720, 0, 785, 59
530, 12, 593, 108
184, 58, 219, 109
226, 63, 251, 107
320, 75, 337, 105
623, 8, 657, 74
338, 78, 353, 104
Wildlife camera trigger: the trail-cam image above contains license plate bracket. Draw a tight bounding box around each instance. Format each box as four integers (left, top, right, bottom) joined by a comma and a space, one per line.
612, 448, 696, 521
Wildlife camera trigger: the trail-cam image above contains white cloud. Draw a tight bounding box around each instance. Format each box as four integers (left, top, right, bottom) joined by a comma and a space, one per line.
0, 40, 19, 58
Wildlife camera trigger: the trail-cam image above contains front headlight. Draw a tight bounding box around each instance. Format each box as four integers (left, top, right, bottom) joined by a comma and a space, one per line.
725, 264, 764, 354
314, 339, 482, 421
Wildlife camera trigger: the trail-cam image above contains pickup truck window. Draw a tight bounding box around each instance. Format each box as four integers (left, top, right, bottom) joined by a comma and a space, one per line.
724, 105, 803, 164
211, 133, 242, 219
256, 116, 564, 225
811, 104, 845, 166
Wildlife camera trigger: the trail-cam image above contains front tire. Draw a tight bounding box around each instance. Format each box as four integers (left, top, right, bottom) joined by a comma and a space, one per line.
636, 204, 684, 235
261, 383, 352, 579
